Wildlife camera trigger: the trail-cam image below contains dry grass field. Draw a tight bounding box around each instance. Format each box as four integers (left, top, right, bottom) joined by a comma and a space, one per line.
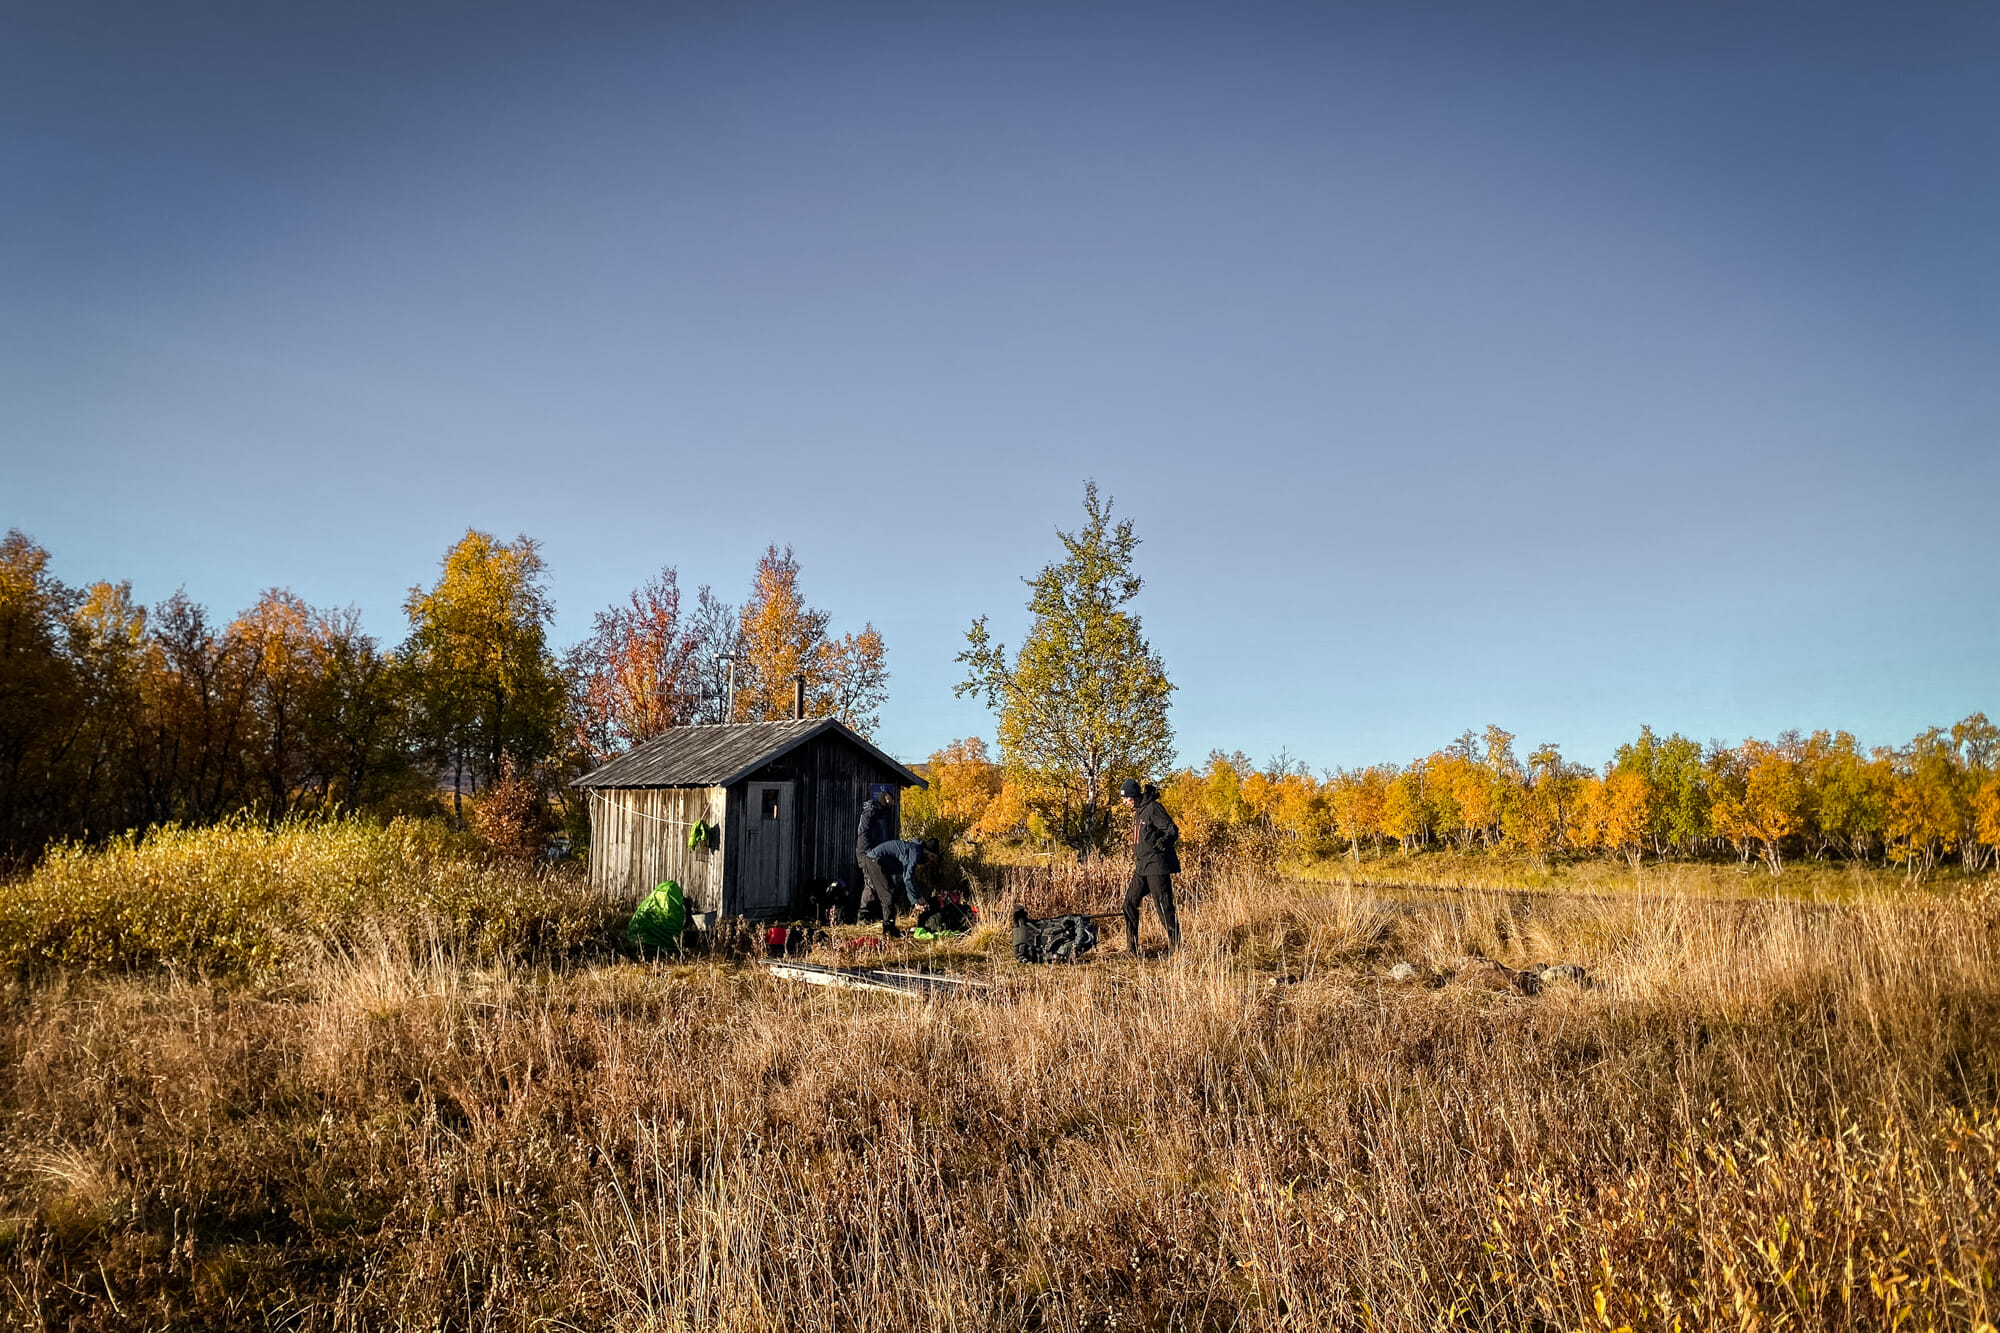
3, 826, 1997, 1331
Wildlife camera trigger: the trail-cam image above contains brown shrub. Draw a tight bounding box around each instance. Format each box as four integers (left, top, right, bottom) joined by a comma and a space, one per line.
472, 759, 550, 861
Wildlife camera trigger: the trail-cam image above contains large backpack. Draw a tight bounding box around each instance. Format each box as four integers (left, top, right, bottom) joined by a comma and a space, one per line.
1012, 911, 1099, 964
918, 897, 975, 935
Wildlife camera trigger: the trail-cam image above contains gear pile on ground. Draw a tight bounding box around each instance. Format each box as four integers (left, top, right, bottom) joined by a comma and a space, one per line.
1012, 907, 1099, 963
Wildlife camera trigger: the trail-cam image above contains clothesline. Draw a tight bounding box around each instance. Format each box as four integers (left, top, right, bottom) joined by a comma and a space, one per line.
592, 791, 718, 835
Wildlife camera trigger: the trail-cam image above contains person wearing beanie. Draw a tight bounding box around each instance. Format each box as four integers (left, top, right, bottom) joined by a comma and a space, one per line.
854, 787, 901, 930
1121, 777, 1182, 955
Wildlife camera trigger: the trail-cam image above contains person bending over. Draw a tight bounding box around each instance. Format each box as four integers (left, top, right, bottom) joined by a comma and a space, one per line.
864, 836, 938, 938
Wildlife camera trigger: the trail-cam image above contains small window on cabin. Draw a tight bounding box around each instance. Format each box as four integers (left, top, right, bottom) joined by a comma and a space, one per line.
761, 788, 780, 821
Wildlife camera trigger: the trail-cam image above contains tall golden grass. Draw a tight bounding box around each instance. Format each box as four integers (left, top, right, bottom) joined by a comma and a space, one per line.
1281, 844, 1946, 903
2, 828, 1996, 1330
0, 817, 614, 978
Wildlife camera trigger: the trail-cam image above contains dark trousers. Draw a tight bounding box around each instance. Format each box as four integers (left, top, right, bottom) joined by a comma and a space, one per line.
857, 855, 901, 932
1124, 873, 1180, 954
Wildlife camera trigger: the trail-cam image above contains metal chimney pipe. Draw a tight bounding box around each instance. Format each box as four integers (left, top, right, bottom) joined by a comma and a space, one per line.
793, 673, 806, 720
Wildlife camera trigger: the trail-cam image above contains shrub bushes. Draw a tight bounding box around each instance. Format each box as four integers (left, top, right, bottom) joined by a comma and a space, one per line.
0, 816, 616, 979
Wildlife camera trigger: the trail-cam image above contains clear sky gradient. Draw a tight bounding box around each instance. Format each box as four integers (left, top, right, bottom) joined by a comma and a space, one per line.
4, 2, 1996, 771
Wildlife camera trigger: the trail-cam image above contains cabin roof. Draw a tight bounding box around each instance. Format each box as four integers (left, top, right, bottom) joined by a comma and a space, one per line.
570, 718, 927, 791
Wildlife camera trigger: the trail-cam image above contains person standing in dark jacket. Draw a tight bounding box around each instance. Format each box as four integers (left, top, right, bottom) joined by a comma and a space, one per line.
1121, 778, 1182, 955
855, 789, 902, 934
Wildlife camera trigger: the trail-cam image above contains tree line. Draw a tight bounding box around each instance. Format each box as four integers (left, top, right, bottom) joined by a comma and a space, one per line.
920, 485, 1997, 883
0, 528, 886, 864
909, 719, 2000, 882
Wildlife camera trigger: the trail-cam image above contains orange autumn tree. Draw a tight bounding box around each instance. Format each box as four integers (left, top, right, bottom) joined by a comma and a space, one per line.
1267, 768, 1334, 855
972, 776, 1034, 842
1504, 744, 1581, 865
1330, 766, 1390, 860
901, 736, 1004, 845
1158, 768, 1220, 852
1952, 714, 1999, 873
736, 545, 888, 734
1566, 773, 1608, 856
565, 566, 706, 765
1577, 769, 1655, 871
231, 589, 321, 820
1713, 738, 1805, 874
1973, 772, 2000, 873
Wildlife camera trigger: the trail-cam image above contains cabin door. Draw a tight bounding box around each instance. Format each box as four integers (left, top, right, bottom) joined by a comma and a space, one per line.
738, 780, 795, 917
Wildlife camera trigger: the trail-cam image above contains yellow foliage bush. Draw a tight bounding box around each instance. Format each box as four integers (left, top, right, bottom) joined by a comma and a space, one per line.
0, 816, 613, 978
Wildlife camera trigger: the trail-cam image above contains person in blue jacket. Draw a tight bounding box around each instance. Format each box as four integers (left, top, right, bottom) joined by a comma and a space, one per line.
863, 836, 938, 938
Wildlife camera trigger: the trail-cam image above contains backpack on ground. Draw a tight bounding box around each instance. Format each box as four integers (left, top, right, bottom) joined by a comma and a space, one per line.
918, 896, 975, 935
627, 880, 687, 956
1012, 907, 1098, 964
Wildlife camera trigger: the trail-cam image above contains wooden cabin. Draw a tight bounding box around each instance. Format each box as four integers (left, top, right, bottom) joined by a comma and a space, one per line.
573, 718, 927, 920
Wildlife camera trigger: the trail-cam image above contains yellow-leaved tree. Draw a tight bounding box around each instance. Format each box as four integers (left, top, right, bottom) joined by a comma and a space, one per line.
734, 545, 888, 734
401, 530, 565, 828
1505, 744, 1582, 866
1329, 767, 1390, 861
1383, 762, 1431, 852
1974, 772, 2000, 871
231, 589, 319, 820
900, 737, 1004, 845
1887, 728, 1969, 882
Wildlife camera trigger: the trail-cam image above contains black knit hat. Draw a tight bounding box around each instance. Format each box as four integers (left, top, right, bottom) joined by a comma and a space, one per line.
1120, 779, 1142, 799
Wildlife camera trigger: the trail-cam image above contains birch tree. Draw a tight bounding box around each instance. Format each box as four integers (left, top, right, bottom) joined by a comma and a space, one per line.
956, 483, 1174, 851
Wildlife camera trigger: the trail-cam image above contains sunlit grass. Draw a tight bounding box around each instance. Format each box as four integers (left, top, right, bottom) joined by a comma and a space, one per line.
1282, 843, 1953, 902
0, 815, 615, 979
2, 829, 1996, 1329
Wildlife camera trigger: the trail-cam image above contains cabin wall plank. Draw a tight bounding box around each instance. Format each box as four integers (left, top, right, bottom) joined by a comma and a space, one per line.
586, 786, 725, 910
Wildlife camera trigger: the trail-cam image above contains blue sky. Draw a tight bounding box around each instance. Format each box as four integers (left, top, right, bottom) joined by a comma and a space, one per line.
4, 2, 1996, 771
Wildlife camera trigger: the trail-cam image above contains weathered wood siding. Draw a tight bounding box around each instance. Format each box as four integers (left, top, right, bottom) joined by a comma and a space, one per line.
742, 730, 905, 906
586, 786, 725, 911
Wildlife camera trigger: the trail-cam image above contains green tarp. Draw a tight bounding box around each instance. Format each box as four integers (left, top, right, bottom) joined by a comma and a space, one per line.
627, 880, 686, 955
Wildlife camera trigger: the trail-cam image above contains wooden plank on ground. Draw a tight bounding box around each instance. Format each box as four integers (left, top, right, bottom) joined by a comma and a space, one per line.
761, 961, 986, 999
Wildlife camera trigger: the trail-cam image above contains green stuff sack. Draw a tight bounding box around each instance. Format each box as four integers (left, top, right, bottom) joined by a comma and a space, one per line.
627, 880, 687, 955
